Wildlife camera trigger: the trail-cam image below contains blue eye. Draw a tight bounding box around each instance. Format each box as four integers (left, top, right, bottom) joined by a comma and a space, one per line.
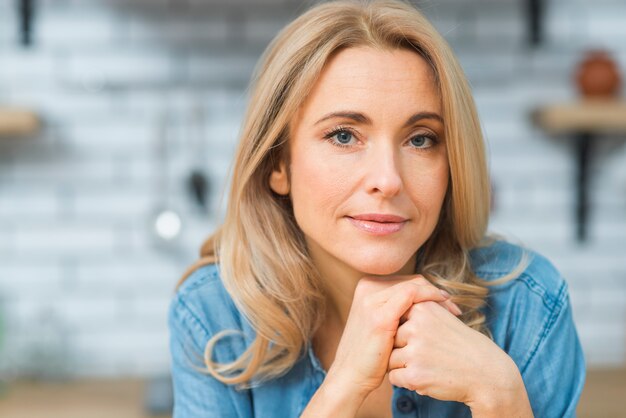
335, 130, 352, 144
323, 126, 356, 148
323, 126, 439, 150
409, 135, 436, 148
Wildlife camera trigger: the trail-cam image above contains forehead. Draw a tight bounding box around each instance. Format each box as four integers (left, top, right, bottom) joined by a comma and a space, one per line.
294, 46, 441, 124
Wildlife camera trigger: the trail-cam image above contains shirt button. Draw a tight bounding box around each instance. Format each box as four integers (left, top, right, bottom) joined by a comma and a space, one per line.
395, 395, 416, 413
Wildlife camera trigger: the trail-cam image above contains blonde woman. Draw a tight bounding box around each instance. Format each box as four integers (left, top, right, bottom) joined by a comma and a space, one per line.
168, 0, 586, 416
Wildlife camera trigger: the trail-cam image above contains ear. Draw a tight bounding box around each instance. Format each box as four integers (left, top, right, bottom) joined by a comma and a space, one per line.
269, 161, 290, 195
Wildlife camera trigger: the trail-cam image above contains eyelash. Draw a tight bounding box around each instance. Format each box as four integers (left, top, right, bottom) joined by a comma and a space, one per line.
321, 125, 353, 148
322, 125, 439, 150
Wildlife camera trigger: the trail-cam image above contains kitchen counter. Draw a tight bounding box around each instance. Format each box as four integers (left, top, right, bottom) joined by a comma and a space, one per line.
578, 367, 626, 418
0, 378, 170, 418
0, 368, 624, 417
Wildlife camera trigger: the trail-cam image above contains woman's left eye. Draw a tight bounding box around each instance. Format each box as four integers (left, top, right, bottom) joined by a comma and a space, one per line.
409, 134, 437, 148
334, 130, 353, 145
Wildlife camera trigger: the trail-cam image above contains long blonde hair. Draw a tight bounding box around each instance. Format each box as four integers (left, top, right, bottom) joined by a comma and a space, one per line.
178, 0, 528, 389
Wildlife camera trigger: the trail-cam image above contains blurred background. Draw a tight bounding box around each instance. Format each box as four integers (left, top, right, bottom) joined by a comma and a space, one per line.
0, 0, 625, 417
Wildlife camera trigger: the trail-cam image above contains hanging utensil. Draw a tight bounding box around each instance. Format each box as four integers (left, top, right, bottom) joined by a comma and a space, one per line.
186, 101, 211, 214
149, 107, 183, 249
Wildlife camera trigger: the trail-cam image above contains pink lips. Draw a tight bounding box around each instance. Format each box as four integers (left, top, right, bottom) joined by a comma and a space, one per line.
346, 213, 408, 235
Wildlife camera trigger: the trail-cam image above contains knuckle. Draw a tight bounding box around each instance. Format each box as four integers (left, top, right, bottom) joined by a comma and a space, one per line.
407, 303, 436, 325
412, 301, 429, 313
403, 345, 416, 361
402, 285, 418, 301
369, 316, 381, 330
388, 369, 400, 386
409, 280, 439, 298
407, 321, 422, 338
361, 294, 376, 308
405, 304, 422, 321
355, 278, 371, 293
404, 381, 419, 392
417, 274, 435, 287
413, 275, 430, 286
404, 368, 424, 391
403, 335, 424, 356
371, 312, 390, 330
419, 300, 439, 311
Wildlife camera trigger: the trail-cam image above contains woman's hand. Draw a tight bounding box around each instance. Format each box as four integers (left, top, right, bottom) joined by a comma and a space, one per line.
387, 300, 530, 413
325, 275, 462, 400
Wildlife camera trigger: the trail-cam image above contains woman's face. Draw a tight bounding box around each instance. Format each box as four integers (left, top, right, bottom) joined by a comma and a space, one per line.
270, 46, 449, 276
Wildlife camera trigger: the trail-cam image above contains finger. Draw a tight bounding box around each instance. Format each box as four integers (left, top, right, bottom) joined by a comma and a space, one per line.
399, 299, 462, 326
396, 301, 465, 348
382, 281, 449, 323
388, 367, 416, 392
437, 290, 463, 316
400, 299, 461, 323
394, 315, 428, 349
442, 298, 463, 316
404, 297, 461, 323
375, 275, 433, 300
394, 320, 409, 348
388, 346, 408, 371
377, 276, 462, 318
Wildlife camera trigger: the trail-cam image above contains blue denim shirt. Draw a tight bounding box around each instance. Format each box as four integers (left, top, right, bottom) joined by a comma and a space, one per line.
168, 240, 586, 417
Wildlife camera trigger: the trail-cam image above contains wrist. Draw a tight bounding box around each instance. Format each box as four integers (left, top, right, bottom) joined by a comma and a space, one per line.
301, 373, 369, 418
466, 359, 533, 417
324, 368, 372, 403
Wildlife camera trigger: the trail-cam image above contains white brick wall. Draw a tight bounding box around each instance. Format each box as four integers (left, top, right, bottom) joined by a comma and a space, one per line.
0, 0, 625, 378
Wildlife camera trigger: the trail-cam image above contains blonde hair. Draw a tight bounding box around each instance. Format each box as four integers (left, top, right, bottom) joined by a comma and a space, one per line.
178, 0, 528, 389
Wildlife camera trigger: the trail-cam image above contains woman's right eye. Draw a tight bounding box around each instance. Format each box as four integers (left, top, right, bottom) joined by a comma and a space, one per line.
322, 126, 357, 148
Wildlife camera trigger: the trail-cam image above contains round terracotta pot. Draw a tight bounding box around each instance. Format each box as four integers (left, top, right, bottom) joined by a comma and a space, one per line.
575, 50, 621, 98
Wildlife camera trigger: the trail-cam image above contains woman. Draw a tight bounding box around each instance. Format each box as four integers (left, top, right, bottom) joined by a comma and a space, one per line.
168, 0, 586, 417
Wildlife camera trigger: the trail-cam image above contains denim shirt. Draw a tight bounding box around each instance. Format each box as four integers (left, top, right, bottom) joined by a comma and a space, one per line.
168, 240, 586, 417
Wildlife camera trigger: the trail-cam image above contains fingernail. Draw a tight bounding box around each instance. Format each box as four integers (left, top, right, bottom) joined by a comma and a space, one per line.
440, 289, 451, 298
453, 304, 463, 316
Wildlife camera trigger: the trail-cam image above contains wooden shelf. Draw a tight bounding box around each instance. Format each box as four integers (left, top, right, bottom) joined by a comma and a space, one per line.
532, 99, 626, 242
0, 107, 40, 137
532, 100, 626, 135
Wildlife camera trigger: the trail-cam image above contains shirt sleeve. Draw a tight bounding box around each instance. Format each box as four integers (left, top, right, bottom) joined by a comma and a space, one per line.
168, 294, 252, 418
519, 281, 586, 418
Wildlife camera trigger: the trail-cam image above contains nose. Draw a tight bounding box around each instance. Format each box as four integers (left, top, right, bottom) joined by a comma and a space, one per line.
364, 140, 403, 197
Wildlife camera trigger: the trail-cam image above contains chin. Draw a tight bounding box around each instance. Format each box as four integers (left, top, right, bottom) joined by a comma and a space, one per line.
351, 257, 413, 276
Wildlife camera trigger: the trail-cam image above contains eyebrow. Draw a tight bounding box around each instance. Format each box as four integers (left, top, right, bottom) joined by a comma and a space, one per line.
313, 110, 444, 127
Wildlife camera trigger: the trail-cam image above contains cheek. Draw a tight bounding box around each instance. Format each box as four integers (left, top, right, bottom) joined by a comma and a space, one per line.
405, 157, 449, 207
289, 145, 351, 218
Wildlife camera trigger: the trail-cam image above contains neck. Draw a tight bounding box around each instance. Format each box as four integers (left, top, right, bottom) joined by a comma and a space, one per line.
318, 259, 362, 328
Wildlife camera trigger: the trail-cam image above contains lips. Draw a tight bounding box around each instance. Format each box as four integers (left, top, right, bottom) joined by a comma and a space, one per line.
349, 213, 408, 223
346, 213, 408, 235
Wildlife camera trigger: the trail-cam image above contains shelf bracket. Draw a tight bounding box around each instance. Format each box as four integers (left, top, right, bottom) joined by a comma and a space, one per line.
575, 133, 592, 242
18, 0, 35, 47
528, 0, 543, 46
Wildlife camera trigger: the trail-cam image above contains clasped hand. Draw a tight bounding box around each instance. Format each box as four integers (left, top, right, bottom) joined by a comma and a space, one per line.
326, 275, 521, 410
